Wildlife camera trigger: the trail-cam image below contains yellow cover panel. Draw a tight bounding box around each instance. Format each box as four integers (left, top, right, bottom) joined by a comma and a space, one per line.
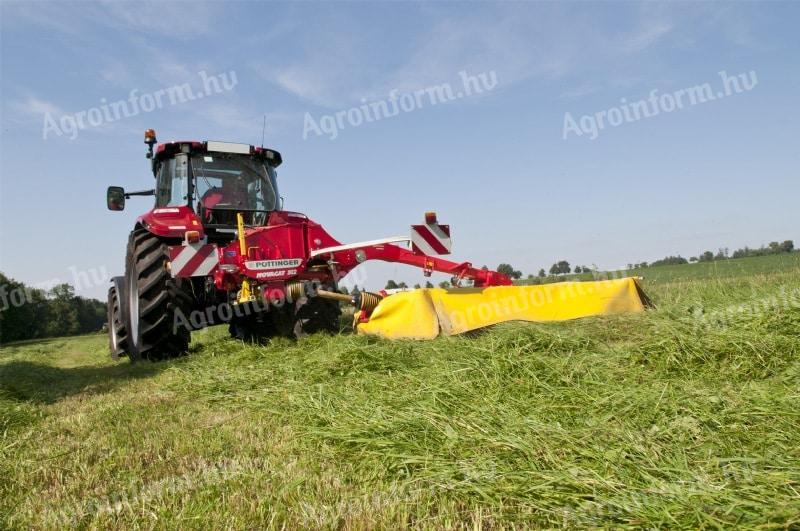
356, 288, 441, 339
356, 278, 650, 339
433, 278, 648, 335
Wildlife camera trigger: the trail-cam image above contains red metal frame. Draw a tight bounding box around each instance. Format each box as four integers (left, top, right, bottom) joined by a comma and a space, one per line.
142, 140, 511, 307
166, 211, 511, 287
321, 243, 511, 287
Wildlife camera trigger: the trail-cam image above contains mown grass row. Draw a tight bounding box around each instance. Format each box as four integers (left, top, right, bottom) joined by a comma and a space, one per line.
1, 261, 799, 528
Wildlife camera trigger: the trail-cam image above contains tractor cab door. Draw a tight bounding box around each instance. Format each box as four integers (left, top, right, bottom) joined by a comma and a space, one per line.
155, 154, 191, 209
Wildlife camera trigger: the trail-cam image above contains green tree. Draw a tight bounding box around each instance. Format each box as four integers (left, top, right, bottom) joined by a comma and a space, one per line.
0, 274, 47, 342
651, 256, 688, 266
496, 263, 522, 279
385, 280, 399, 290
425, 281, 434, 288
538, 268, 546, 278
46, 284, 80, 336
0, 274, 105, 343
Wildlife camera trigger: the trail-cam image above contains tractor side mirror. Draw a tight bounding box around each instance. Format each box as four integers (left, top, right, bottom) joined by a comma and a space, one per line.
107, 186, 125, 211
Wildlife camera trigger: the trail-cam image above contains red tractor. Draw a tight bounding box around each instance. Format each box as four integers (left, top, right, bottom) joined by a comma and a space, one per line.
107, 130, 511, 361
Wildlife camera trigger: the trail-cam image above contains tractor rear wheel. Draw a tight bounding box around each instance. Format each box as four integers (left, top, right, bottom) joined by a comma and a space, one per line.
107, 280, 128, 359
124, 228, 194, 361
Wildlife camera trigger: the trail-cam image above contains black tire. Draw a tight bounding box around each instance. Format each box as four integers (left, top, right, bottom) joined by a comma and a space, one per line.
107, 282, 128, 359
124, 228, 194, 361
291, 295, 342, 338
228, 311, 277, 343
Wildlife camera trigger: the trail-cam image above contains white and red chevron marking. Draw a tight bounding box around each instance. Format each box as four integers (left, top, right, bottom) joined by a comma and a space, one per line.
411, 223, 451, 255
169, 244, 219, 277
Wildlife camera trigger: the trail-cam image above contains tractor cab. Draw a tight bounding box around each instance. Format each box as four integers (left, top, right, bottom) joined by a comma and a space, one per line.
155, 142, 280, 229
107, 130, 283, 236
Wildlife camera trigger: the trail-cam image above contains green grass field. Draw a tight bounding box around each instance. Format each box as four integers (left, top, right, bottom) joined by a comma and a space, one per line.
2, 254, 799, 528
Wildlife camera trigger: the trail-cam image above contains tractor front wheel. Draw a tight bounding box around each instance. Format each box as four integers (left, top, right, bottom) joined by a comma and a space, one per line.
124, 228, 193, 361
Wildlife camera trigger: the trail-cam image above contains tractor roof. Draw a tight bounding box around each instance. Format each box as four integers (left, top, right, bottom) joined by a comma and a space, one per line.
154, 141, 282, 167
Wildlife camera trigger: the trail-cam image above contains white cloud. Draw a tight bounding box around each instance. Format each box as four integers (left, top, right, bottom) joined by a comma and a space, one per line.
148, 55, 205, 88
1, 2, 84, 35
167, 101, 297, 144
97, 2, 216, 39
559, 84, 602, 100
4, 1, 219, 40
251, 26, 373, 109
619, 22, 674, 54
10, 96, 63, 118
272, 68, 337, 108
99, 61, 134, 87
374, 12, 567, 96
251, 5, 682, 109
203, 104, 262, 135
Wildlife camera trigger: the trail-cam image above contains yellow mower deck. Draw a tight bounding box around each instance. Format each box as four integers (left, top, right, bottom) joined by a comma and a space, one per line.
356, 277, 652, 339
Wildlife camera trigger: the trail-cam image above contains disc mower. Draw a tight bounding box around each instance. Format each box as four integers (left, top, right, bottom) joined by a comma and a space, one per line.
106, 130, 650, 361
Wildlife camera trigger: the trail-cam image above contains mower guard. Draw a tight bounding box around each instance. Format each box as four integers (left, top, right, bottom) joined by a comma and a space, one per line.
356, 277, 652, 339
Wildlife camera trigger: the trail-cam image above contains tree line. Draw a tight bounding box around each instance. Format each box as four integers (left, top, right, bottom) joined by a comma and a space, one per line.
379, 238, 796, 288
0, 272, 106, 344
513, 239, 795, 280
630, 240, 794, 269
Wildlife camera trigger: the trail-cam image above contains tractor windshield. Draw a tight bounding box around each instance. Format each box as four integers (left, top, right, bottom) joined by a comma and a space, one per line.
191, 153, 279, 225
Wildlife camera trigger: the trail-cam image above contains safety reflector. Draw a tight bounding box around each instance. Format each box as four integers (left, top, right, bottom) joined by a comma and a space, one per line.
169, 244, 219, 278
411, 222, 451, 255
356, 277, 652, 339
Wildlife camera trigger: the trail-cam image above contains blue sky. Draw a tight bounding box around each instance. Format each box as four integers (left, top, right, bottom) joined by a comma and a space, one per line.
1, 1, 798, 298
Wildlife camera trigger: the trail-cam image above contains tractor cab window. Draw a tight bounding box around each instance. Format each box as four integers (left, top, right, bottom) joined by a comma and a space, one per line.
191, 153, 279, 226
155, 154, 190, 207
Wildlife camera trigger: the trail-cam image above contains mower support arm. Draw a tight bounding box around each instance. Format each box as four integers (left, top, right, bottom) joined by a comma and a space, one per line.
327, 243, 512, 287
